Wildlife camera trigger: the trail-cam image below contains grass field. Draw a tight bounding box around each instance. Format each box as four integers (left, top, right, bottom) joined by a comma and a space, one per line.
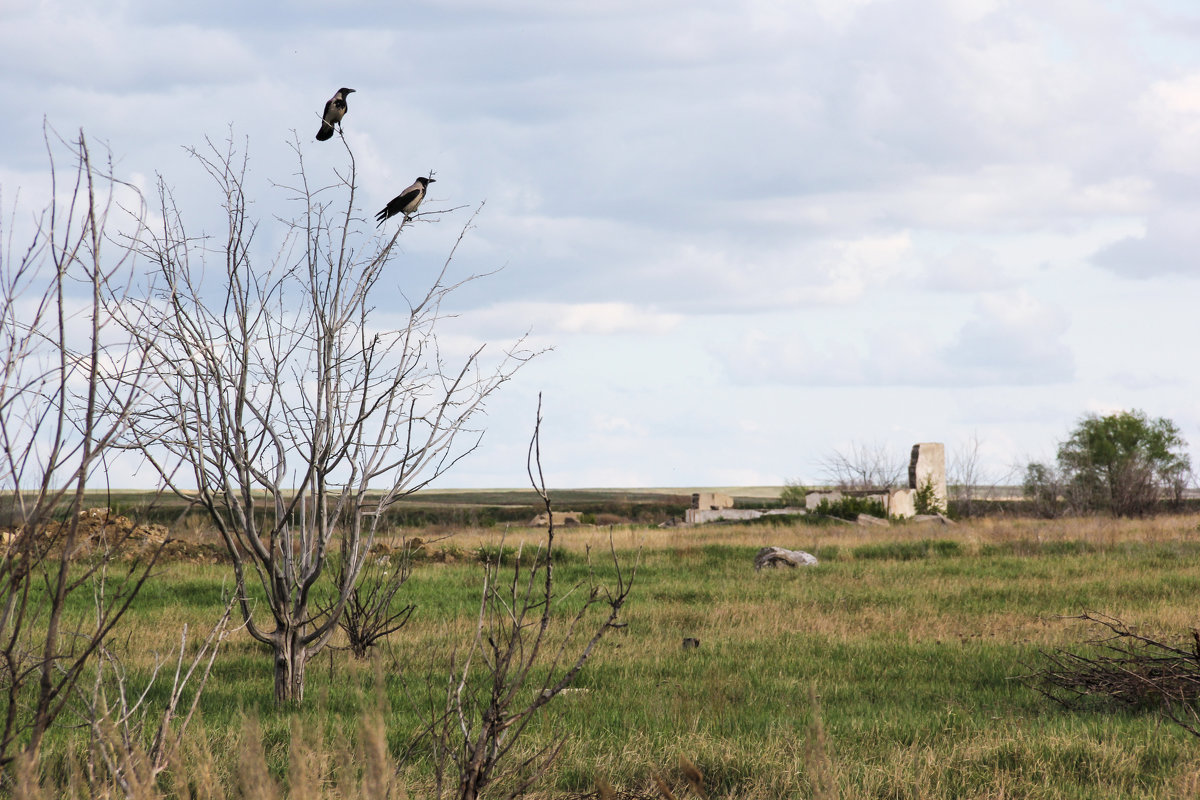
18, 512, 1200, 798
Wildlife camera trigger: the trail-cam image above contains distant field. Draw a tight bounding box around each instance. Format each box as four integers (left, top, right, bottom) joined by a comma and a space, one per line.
0, 485, 1055, 527
22, 512, 1200, 798
47, 487, 1193, 541
17, 487, 774, 534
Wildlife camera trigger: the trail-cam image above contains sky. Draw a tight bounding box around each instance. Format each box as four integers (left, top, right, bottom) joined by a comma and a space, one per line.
2, 0, 1199, 490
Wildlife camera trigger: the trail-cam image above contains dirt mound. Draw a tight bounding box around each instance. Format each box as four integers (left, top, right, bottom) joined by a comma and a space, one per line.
0, 508, 170, 560
73, 508, 170, 546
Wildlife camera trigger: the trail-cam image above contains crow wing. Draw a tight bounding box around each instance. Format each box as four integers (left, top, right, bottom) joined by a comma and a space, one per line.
375, 188, 422, 225
316, 96, 347, 141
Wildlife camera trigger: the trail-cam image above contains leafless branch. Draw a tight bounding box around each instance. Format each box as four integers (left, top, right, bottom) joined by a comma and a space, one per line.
322, 537, 417, 659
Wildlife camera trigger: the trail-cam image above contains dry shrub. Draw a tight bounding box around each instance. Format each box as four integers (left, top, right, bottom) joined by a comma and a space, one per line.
1026, 612, 1200, 734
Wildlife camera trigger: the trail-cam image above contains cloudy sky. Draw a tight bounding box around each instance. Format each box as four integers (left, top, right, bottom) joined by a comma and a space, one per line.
3, 0, 1199, 490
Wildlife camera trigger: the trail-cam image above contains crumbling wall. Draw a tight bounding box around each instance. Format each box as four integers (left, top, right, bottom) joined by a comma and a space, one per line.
805, 490, 843, 510
684, 508, 763, 524
528, 511, 583, 527
888, 488, 916, 518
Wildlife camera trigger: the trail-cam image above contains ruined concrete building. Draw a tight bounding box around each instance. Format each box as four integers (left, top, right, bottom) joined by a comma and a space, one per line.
692, 492, 733, 511
804, 442, 946, 519
679, 443, 948, 526
528, 511, 583, 527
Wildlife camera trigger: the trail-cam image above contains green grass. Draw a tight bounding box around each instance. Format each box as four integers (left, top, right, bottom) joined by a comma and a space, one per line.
16, 515, 1200, 797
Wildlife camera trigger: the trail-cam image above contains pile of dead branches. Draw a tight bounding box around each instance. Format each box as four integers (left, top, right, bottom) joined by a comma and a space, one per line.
1026, 612, 1200, 736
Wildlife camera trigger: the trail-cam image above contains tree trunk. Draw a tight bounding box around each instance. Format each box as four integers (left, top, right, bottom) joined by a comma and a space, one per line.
272, 628, 307, 705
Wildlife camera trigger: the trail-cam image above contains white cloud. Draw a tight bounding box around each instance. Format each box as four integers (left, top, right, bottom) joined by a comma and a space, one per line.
450, 301, 683, 338
4, 0, 1200, 486
1108, 369, 1186, 391
0, 8, 258, 92
1136, 72, 1200, 176
590, 413, 646, 436
711, 289, 1072, 389
918, 244, 1015, 292
1091, 208, 1200, 277
941, 291, 1074, 385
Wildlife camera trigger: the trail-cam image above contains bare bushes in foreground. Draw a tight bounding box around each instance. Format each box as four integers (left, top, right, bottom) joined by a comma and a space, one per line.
425, 398, 637, 800
77, 599, 239, 793
0, 127, 164, 771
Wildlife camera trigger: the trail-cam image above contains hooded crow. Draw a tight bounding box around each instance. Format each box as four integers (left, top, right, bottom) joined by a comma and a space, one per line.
315, 88, 355, 141
375, 177, 436, 225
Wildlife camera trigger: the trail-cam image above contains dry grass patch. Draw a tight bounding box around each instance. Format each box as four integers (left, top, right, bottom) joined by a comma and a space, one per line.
18, 513, 1200, 798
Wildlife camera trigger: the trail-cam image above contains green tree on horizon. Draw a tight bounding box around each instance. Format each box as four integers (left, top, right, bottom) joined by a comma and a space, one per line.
1056, 409, 1191, 517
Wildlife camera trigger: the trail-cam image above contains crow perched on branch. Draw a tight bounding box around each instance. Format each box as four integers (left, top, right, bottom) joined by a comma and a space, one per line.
315, 87, 355, 141
375, 177, 435, 225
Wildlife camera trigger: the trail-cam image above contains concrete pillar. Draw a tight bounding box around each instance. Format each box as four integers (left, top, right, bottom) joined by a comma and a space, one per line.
909, 442, 947, 511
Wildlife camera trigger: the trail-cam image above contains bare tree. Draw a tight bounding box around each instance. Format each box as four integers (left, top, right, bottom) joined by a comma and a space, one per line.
117, 132, 533, 704
948, 432, 990, 517
0, 127, 161, 769
427, 397, 636, 800
818, 440, 906, 492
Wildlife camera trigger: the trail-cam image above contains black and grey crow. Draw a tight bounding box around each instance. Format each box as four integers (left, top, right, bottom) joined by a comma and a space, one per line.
375, 177, 436, 225
315, 88, 355, 141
